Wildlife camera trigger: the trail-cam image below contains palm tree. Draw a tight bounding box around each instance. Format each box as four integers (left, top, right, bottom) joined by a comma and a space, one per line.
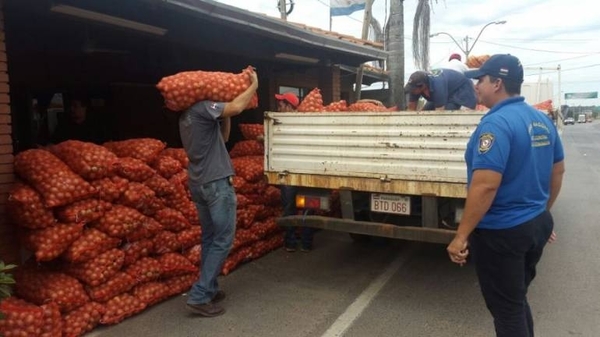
387, 0, 438, 109
386, 0, 405, 109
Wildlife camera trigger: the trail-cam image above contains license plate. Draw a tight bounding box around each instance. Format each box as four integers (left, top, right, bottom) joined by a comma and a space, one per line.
370, 193, 410, 215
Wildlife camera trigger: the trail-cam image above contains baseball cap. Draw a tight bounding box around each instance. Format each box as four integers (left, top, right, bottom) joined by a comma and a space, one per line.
449, 53, 461, 61
464, 54, 524, 83
404, 71, 429, 92
275, 92, 299, 108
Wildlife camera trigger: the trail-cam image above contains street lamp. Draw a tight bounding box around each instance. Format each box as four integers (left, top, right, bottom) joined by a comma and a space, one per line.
430, 20, 506, 60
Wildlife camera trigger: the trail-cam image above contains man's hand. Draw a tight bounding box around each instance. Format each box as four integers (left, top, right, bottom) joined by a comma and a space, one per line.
547, 230, 557, 244
447, 235, 469, 266
247, 68, 258, 89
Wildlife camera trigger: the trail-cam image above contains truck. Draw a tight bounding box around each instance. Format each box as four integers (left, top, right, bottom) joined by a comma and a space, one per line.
264, 110, 485, 244
578, 114, 586, 123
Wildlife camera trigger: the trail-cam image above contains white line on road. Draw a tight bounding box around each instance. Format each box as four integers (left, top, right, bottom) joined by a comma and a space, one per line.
320, 244, 418, 337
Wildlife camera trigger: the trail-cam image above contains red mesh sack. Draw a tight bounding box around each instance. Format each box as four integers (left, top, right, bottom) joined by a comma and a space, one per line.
0, 297, 44, 337
233, 228, 259, 251
297, 88, 324, 112
64, 249, 125, 287
131, 282, 172, 307
322, 100, 348, 112
153, 208, 191, 232
163, 185, 199, 225
176, 226, 202, 250
229, 140, 264, 158
40, 302, 62, 337
232, 156, 264, 182
232, 176, 267, 195
90, 176, 129, 202
183, 244, 201, 265
62, 302, 105, 337
100, 294, 146, 325
55, 199, 111, 224
7, 182, 56, 229
13, 149, 96, 207
252, 217, 281, 240
236, 207, 258, 229
222, 246, 253, 275
114, 157, 156, 182
117, 182, 156, 213
251, 232, 284, 258
103, 138, 166, 164
348, 102, 388, 112
143, 174, 175, 197
236, 194, 251, 208
85, 272, 137, 303
152, 230, 180, 254
21, 223, 84, 262
159, 148, 189, 168
124, 257, 162, 284
15, 268, 89, 313
50, 140, 119, 181
151, 155, 183, 179
122, 239, 155, 266
63, 228, 121, 263
168, 170, 188, 189
264, 185, 282, 206
157, 252, 198, 278
238, 123, 264, 141
156, 66, 258, 112
91, 205, 146, 238
125, 217, 163, 242
164, 274, 196, 297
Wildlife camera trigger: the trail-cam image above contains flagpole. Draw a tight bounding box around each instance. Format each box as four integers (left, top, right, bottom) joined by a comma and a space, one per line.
353, 0, 373, 102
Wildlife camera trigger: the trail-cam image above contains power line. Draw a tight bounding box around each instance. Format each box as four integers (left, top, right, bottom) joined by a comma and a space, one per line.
478, 40, 600, 55
525, 54, 597, 67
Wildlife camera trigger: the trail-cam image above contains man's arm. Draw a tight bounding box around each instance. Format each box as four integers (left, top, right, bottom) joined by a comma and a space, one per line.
221, 69, 258, 118
546, 160, 565, 210
220, 117, 231, 142
447, 169, 501, 265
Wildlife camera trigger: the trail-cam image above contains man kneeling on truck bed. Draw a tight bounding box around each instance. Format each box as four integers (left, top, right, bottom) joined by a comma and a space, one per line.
404, 69, 477, 111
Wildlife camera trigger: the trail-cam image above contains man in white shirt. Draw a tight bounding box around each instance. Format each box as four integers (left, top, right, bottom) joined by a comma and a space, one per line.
444, 53, 469, 73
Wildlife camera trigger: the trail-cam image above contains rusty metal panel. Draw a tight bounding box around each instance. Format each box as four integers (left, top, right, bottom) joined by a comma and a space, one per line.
264, 110, 483, 189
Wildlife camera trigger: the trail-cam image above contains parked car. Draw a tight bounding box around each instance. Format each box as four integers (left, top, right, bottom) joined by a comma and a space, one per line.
564, 117, 575, 125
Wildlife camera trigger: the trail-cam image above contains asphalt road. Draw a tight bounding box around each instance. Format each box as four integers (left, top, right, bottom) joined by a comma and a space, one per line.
89, 121, 600, 337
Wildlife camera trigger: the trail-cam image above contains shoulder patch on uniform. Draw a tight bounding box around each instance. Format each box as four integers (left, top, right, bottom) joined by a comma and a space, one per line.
478, 133, 495, 154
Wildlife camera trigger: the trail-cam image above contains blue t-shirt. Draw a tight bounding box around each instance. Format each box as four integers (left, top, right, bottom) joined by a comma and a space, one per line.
411, 69, 477, 109
465, 96, 564, 229
179, 101, 234, 185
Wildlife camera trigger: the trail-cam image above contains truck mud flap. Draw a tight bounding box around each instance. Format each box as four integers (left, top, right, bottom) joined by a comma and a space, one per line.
276, 215, 455, 244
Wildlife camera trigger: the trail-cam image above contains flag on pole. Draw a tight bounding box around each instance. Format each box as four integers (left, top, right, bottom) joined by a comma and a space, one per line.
330, 0, 366, 17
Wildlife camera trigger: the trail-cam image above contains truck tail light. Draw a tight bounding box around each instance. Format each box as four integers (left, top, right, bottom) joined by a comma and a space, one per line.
296, 195, 330, 211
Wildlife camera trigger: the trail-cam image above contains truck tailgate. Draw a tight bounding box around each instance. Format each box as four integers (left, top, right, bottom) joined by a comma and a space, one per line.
264, 110, 484, 197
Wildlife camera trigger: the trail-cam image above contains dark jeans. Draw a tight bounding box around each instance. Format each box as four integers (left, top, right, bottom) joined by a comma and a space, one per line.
187, 177, 236, 305
280, 186, 314, 249
470, 210, 554, 337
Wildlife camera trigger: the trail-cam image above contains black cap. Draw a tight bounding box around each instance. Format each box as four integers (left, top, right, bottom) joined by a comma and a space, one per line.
404, 71, 429, 92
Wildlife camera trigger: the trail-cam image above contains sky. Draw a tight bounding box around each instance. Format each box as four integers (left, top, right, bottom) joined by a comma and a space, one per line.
214, 0, 600, 107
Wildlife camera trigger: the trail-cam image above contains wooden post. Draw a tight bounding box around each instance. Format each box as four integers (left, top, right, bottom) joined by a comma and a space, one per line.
353, 0, 373, 102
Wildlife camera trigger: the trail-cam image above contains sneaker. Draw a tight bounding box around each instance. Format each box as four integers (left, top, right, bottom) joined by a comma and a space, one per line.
212, 290, 226, 304
186, 302, 225, 317
300, 245, 312, 253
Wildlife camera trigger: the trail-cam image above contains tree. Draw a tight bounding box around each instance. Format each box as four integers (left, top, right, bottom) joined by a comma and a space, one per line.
386, 0, 405, 109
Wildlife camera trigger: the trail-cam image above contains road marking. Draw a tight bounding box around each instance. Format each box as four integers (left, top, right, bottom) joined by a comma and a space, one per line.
320, 244, 418, 337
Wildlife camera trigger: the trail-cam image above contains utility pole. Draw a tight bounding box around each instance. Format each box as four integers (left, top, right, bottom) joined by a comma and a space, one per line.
353, 0, 374, 102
